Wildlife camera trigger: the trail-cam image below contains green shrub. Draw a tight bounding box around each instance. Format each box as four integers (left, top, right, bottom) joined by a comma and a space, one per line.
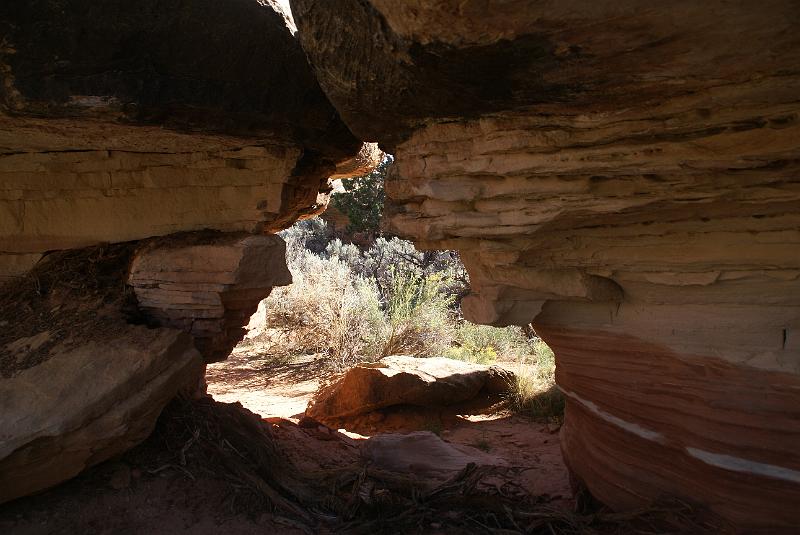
330, 155, 391, 234
446, 323, 533, 364
381, 271, 454, 358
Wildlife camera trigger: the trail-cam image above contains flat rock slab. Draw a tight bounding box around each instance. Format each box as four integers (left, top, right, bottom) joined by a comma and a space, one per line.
0, 326, 202, 503
361, 431, 506, 480
305, 355, 514, 420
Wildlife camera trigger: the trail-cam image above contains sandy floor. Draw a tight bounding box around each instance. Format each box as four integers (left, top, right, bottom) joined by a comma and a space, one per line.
208, 347, 573, 506
207, 347, 322, 419
0, 348, 572, 534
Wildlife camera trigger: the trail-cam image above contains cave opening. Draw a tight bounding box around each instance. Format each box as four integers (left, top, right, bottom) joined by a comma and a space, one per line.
2, 0, 797, 532
197, 155, 575, 527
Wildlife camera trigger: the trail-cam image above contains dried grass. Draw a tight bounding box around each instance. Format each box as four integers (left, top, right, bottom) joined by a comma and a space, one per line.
507, 340, 565, 422
0, 243, 138, 377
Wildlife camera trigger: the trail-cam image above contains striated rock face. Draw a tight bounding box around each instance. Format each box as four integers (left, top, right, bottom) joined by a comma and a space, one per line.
0, 0, 380, 503
2, 0, 798, 526
0, 0, 368, 280
291, 0, 800, 528
129, 233, 291, 363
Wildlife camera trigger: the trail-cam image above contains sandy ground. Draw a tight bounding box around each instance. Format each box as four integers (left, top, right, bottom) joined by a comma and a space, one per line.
0, 347, 572, 534
207, 347, 321, 419
208, 346, 572, 505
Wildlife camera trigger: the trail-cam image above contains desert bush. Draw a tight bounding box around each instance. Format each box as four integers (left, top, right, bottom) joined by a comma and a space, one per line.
381, 271, 455, 358
264, 218, 562, 420
262, 248, 386, 369
263, 227, 462, 368
280, 217, 332, 258
328, 236, 469, 306
445, 324, 533, 364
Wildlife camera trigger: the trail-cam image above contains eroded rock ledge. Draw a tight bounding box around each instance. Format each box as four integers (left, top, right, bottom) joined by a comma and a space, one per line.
0, 0, 384, 504
291, 0, 800, 528
1, 0, 798, 528
0, 0, 376, 280
129, 233, 291, 363
0, 231, 292, 503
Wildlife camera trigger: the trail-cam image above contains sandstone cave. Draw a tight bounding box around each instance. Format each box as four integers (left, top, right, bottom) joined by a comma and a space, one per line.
0, 1, 798, 534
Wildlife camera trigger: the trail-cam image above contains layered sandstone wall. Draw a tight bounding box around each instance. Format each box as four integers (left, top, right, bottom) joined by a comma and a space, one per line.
291, 0, 800, 528
0, 0, 373, 502
0, 0, 375, 280
2, 0, 799, 526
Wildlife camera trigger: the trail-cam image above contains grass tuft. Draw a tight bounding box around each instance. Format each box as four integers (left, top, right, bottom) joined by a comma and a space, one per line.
507, 339, 565, 422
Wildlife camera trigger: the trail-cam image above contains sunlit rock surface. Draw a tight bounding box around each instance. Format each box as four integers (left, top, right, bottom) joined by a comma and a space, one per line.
306, 355, 513, 421
292, 0, 800, 528
130, 233, 291, 363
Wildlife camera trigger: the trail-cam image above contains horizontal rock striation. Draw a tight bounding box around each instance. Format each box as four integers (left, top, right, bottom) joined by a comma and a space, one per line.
292, 0, 800, 528
0, 0, 372, 280
0, 230, 295, 502
0, 0, 381, 503
129, 233, 292, 363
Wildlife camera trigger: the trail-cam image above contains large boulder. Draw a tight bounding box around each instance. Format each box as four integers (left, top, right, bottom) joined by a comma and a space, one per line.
305, 356, 513, 421
0, 328, 201, 504
290, 0, 800, 529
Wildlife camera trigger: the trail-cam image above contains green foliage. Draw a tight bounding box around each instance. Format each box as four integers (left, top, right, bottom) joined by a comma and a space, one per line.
381, 271, 455, 358
446, 324, 533, 364
331, 155, 392, 234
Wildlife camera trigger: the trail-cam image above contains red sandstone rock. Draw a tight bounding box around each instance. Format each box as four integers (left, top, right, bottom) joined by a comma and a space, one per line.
290, 1, 800, 529
305, 355, 514, 421
129, 233, 292, 362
